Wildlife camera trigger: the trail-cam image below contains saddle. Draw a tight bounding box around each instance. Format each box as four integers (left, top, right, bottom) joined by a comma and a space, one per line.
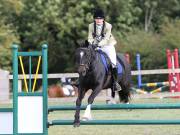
97, 50, 123, 75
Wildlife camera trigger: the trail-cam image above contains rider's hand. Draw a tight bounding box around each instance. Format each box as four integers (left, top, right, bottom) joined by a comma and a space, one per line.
91, 41, 101, 50
94, 46, 101, 51
91, 44, 97, 49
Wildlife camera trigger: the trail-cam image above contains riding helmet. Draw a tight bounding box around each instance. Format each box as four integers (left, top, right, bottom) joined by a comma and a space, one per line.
93, 9, 105, 19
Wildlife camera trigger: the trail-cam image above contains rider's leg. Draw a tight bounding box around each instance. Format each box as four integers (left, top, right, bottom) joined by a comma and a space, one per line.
100, 45, 121, 91
112, 66, 122, 91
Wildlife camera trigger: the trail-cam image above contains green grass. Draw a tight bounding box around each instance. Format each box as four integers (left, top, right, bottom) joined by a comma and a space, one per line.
1, 98, 180, 135
48, 98, 180, 135
49, 125, 180, 135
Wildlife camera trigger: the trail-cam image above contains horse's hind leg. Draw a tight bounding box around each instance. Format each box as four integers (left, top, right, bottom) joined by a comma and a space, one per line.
117, 83, 130, 103
74, 89, 86, 127
106, 88, 116, 104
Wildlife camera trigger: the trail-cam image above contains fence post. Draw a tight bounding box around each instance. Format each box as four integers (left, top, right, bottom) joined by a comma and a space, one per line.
12, 44, 18, 134
174, 49, 180, 92
136, 54, 142, 88
42, 44, 48, 135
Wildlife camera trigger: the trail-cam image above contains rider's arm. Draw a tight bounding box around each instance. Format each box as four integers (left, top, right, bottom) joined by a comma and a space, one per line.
98, 23, 112, 47
88, 24, 94, 44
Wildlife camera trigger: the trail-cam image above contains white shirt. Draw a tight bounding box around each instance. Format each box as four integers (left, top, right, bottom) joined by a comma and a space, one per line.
95, 24, 103, 43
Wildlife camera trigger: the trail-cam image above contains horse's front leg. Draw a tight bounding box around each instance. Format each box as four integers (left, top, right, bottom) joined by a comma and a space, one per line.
82, 85, 102, 121
74, 88, 86, 127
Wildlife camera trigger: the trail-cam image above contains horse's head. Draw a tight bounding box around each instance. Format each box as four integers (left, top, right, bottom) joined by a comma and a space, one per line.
75, 41, 94, 76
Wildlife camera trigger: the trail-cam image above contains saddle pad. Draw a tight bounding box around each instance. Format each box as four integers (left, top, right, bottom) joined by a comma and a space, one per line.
99, 52, 109, 72
98, 50, 123, 74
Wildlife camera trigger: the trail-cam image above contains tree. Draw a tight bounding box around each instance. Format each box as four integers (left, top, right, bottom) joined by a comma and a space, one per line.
0, 0, 21, 71
135, 0, 180, 32
1, 0, 179, 75
92, 0, 141, 36
14, 0, 94, 72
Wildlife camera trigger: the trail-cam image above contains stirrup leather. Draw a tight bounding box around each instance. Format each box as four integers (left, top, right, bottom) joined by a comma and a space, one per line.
113, 82, 122, 92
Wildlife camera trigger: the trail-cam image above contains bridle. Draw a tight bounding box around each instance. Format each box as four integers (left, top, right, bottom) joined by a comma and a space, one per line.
79, 48, 92, 71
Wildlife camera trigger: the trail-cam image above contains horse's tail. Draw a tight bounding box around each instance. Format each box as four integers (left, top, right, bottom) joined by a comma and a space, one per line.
117, 53, 131, 103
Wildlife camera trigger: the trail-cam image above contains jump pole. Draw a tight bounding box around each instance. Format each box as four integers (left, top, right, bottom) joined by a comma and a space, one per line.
136, 54, 142, 88
173, 49, 180, 92
0, 44, 48, 135
136, 52, 180, 92
48, 103, 180, 126
166, 49, 180, 92
13, 44, 48, 135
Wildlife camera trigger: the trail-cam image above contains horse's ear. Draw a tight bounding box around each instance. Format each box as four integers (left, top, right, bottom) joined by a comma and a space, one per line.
79, 40, 89, 48
84, 40, 89, 47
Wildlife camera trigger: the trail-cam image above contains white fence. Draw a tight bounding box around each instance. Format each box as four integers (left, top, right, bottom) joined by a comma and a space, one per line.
6, 68, 180, 79
0, 70, 9, 101
1, 68, 180, 101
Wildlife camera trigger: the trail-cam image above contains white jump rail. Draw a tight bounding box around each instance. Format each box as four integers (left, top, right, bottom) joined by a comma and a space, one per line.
5, 68, 180, 80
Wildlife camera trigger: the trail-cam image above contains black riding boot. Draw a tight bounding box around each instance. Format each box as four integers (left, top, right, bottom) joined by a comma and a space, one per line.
112, 67, 122, 92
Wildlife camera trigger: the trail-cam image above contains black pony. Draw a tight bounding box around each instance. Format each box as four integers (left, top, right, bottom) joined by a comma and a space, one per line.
74, 41, 131, 127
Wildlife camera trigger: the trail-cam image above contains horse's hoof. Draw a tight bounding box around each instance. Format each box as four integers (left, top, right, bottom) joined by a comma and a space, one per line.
73, 121, 80, 127
73, 123, 80, 127
106, 100, 117, 105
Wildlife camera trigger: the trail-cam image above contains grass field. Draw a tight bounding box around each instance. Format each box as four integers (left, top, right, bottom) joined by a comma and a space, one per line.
48, 97, 180, 135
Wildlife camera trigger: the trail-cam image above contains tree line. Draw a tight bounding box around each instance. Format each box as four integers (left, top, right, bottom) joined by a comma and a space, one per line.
0, 0, 180, 81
